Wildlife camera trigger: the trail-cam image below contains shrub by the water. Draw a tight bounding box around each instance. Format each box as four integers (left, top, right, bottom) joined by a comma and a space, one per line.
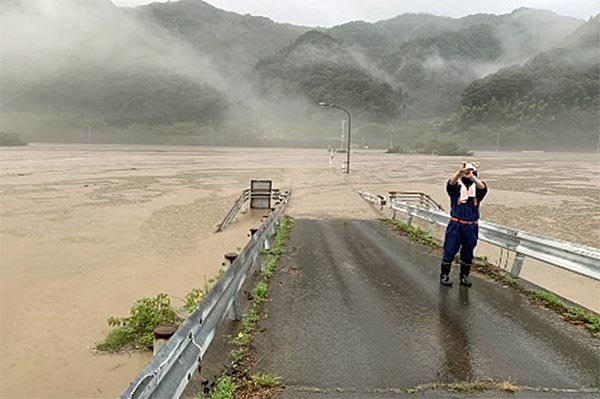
97, 293, 180, 352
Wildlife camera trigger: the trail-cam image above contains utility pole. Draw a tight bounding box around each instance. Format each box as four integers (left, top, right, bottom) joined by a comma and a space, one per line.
318, 102, 352, 173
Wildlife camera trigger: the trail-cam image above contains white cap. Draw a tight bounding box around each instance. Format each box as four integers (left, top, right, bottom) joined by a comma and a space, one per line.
465, 162, 477, 171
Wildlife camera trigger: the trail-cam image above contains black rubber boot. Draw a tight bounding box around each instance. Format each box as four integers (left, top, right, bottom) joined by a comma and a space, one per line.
460, 262, 472, 287
440, 262, 453, 286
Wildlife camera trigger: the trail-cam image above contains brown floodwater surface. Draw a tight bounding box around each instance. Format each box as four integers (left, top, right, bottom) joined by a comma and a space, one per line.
0, 144, 598, 398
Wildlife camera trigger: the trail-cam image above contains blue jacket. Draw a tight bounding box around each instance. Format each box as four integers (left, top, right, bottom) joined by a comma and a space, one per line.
446, 180, 488, 222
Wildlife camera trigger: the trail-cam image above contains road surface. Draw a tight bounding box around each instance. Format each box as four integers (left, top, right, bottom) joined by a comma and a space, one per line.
254, 219, 600, 398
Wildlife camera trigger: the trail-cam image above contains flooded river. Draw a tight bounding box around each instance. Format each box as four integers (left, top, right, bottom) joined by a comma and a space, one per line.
1, 144, 598, 397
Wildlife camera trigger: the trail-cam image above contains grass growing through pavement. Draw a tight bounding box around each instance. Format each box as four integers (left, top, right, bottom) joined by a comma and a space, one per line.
474, 257, 600, 337
407, 378, 519, 394
207, 215, 294, 399
250, 373, 282, 388
529, 290, 600, 336
383, 219, 440, 248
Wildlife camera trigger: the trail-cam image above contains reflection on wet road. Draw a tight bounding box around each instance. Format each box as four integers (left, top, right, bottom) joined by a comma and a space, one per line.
254, 219, 599, 398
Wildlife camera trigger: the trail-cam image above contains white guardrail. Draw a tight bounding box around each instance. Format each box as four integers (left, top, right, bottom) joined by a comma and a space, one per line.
359, 191, 600, 281
121, 192, 290, 399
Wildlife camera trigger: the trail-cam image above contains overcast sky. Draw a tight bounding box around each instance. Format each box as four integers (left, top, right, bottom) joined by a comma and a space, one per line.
111, 0, 599, 26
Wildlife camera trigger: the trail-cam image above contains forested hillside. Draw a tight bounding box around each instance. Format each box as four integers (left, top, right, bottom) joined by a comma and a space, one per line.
255, 31, 404, 120
447, 16, 599, 149
131, 0, 308, 76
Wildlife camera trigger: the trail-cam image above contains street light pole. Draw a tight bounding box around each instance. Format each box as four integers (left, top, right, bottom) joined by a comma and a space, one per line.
318, 102, 351, 173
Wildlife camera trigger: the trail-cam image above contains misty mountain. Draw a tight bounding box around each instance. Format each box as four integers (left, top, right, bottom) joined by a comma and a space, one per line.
329, 8, 583, 64
1, 0, 593, 148
1, 0, 241, 129
252, 8, 585, 118
130, 0, 308, 76
449, 15, 599, 148
255, 31, 404, 120
308, 8, 584, 117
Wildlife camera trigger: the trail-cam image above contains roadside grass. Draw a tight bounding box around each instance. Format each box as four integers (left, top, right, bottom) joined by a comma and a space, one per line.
529, 290, 600, 336
210, 375, 236, 399
381, 218, 600, 339
250, 372, 282, 388
207, 215, 294, 399
383, 219, 440, 248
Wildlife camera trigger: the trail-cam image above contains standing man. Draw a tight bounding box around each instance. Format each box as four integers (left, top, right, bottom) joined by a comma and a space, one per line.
440, 162, 488, 287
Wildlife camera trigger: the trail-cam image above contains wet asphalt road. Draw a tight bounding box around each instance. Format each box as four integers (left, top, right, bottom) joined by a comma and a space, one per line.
254, 219, 600, 398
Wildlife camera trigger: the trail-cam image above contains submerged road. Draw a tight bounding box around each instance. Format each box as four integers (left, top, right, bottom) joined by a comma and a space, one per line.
254, 219, 600, 398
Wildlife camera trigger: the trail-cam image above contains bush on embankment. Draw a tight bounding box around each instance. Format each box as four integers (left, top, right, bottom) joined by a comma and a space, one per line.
96, 293, 181, 352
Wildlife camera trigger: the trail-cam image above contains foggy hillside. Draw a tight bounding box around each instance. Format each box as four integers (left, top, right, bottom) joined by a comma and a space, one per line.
0, 0, 597, 150
443, 15, 600, 150
130, 0, 309, 76
255, 30, 405, 121
330, 8, 583, 65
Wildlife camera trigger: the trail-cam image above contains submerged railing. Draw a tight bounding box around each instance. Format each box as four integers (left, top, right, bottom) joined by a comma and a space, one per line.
215, 184, 286, 232
359, 191, 600, 281
215, 189, 250, 232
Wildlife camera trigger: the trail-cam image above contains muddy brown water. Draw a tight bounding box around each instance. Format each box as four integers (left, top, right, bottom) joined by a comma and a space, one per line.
0, 144, 598, 398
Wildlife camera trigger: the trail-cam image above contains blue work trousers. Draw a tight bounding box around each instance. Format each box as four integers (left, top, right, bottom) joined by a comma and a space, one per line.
442, 222, 479, 264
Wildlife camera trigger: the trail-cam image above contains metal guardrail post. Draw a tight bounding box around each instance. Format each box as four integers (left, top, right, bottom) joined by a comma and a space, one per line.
427, 220, 436, 237
253, 252, 261, 272
511, 253, 526, 277
153, 326, 176, 356
228, 298, 241, 321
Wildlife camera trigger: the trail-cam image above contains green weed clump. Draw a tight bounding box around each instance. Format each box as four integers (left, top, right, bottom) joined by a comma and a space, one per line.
530, 290, 600, 335
185, 287, 207, 313
253, 281, 269, 304
97, 293, 180, 352
250, 373, 282, 388
185, 269, 225, 313
211, 376, 236, 399
385, 219, 440, 248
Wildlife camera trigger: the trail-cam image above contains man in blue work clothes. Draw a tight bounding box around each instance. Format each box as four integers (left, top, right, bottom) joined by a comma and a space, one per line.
440, 162, 487, 287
